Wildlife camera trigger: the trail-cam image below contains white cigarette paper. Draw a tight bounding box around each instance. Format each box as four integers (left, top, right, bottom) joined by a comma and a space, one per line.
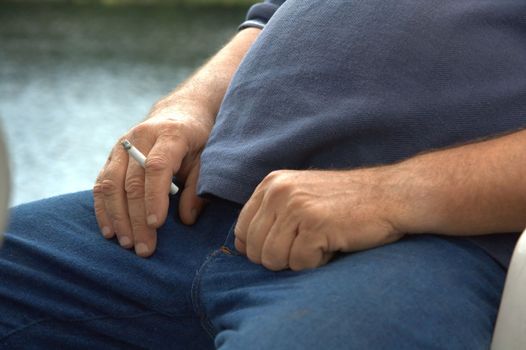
121, 139, 179, 195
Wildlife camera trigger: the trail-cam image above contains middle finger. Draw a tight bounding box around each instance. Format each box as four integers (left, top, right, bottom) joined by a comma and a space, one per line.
125, 140, 157, 257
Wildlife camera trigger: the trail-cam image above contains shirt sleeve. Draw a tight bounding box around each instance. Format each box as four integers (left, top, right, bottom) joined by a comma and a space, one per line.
239, 0, 287, 30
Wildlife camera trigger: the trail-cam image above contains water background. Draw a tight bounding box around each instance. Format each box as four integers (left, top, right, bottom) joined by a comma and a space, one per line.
0, 3, 247, 205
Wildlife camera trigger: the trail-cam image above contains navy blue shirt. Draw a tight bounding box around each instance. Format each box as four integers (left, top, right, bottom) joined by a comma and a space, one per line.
198, 0, 526, 267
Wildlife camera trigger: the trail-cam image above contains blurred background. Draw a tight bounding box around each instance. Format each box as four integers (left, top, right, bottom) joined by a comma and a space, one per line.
0, 0, 256, 206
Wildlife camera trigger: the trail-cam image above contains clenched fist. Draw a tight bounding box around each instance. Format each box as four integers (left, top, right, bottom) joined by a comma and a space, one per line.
234, 169, 405, 271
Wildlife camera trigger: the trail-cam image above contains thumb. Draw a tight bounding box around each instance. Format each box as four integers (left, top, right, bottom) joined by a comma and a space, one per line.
179, 162, 206, 225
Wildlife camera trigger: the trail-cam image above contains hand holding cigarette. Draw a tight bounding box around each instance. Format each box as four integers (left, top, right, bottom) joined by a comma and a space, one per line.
93, 115, 210, 258
121, 139, 179, 195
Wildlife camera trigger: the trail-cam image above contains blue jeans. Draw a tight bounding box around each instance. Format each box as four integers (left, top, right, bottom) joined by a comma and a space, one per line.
0, 191, 505, 349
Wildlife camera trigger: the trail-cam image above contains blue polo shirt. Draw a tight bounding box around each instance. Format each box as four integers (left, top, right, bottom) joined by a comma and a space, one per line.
197, 0, 526, 267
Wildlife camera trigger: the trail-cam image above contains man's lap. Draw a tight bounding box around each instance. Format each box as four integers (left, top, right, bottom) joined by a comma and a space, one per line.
0, 191, 237, 349
0, 191, 506, 349
205, 232, 505, 349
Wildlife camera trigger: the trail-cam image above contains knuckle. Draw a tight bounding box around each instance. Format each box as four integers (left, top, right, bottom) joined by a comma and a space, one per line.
263, 170, 285, 184
108, 211, 128, 224
93, 199, 106, 214
144, 189, 168, 206
144, 191, 160, 203
285, 195, 303, 211
264, 170, 279, 181
93, 183, 103, 194
269, 179, 294, 197
144, 155, 170, 173
268, 169, 285, 177
269, 169, 293, 179
101, 179, 120, 196
130, 122, 150, 136
286, 197, 316, 220
160, 119, 185, 133
149, 118, 188, 141
130, 215, 146, 230
125, 177, 145, 197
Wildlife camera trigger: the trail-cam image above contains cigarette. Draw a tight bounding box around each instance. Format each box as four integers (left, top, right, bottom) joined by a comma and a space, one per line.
121, 139, 179, 195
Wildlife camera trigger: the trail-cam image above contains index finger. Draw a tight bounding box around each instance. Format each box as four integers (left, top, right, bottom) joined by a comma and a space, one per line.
143, 135, 188, 228
235, 188, 265, 248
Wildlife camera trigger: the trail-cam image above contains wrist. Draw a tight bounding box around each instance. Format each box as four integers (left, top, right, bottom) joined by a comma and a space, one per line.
149, 96, 215, 132
331, 167, 407, 239
351, 166, 412, 236
151, 94, 215, 121
378, 159, 450, 235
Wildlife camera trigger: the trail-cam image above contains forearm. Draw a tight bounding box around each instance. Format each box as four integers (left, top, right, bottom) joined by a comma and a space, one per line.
148, 27, 261, 125
386, 128, 526, 236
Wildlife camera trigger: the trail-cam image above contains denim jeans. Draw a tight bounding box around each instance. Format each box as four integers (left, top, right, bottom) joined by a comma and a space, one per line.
0, 191, 505, 349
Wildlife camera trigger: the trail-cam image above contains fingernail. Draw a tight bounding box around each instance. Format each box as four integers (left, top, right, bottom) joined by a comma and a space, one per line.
135, 243, 149, 256
147, 214, 158, 226
102, 226, 112, 238
119, 236, 132, 248
191, 208, 197, 221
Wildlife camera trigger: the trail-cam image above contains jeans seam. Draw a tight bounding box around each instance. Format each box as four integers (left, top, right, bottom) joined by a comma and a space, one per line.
0, 311, 164, 342
190, 221, 240, 340
191, 249, 222, 340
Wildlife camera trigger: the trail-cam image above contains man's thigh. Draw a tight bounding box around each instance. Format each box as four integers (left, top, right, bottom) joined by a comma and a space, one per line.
201, 233, 506, 349
0, 191, 238, 349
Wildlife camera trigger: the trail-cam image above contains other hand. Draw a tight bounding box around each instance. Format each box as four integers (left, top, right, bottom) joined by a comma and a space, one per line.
234, 169, 405, 271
